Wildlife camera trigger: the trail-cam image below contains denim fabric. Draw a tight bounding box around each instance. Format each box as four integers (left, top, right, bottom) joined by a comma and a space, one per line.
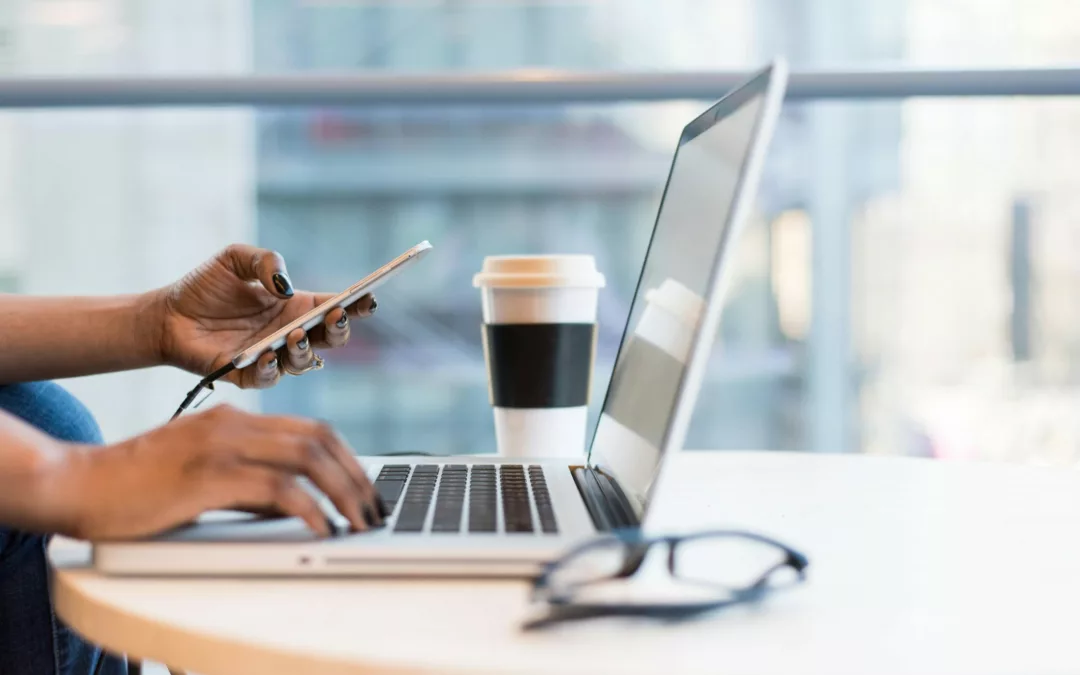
0, 382, 125, 675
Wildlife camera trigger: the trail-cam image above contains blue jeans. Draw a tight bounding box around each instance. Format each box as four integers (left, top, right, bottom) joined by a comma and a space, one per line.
0, 382, 126, 675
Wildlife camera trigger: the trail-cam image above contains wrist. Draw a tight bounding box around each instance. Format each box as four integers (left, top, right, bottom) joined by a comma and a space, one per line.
8, 436, 92, 539
36, 441, 124, 540
35, 444, 86, 538
135, 287, 170, 369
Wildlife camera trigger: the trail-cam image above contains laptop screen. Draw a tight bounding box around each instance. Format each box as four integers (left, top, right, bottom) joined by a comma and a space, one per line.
587, 70, 777, 514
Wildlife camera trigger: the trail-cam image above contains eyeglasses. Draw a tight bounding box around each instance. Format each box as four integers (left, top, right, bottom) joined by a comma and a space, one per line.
523, 529, 809, 630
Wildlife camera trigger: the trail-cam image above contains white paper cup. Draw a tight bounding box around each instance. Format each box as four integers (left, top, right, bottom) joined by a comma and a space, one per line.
473, 255, 605, 459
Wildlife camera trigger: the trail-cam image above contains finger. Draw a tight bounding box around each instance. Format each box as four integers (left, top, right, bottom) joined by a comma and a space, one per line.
350, 293, 377, 317
235, 506, 289, 521
285, 328, 314, 372
238, 430, 368, 532
222, 244, 294, 298
223, 466, 331, 537
312, 292, 377, 318
237, 351, 281, 390
321, 307, 351, 349
241, 416, 382, 526
310, 421, 384, 526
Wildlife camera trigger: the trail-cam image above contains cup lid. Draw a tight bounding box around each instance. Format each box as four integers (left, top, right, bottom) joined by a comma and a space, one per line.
473, 254, 606, 289
644, 278, 705, 326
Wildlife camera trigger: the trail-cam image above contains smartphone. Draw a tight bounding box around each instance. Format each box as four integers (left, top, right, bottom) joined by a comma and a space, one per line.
231, 240, 433, 369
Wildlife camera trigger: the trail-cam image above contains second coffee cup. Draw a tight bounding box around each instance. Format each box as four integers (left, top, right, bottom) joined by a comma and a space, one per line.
473, 255, 605, 459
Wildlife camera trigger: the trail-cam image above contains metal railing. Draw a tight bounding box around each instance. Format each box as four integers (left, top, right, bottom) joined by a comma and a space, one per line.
0, 67, 1077, 107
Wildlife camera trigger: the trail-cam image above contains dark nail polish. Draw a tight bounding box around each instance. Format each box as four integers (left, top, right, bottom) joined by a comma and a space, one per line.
369, 298, 378, 313
324, 515, 338, 537
336, 313, 348, 329
376, 495, 389, 519
362, 504, 377, 528
272, 273, 294, 298
297, 336, 309, 350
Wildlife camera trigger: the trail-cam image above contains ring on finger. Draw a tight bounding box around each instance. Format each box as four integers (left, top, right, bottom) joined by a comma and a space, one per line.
282, 351, 325, 376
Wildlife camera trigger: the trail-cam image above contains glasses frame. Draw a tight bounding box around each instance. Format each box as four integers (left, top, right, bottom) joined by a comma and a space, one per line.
525, 529, 808, 630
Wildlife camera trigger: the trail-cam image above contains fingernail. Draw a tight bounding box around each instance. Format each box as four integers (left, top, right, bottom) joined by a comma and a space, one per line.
362, 504, 377, 528
272, 273, 294, 298
325, 515, 338, 537
376, 495, 389, 519
336, 313, 348, 329
297, 336, 309, 350
369, 298, 378, 314
266, 357, 278, 371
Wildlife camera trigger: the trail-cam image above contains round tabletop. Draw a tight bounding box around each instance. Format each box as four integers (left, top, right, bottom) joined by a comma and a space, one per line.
51, 451, 1080, 675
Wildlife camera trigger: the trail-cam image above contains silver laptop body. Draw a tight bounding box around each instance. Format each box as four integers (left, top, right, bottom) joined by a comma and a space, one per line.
94, 59, 788, 577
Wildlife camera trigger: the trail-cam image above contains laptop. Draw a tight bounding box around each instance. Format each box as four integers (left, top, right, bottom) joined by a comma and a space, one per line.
93, 59, 788, 577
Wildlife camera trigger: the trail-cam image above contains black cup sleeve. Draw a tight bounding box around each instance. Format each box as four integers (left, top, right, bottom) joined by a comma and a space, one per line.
483, 323, 596, 408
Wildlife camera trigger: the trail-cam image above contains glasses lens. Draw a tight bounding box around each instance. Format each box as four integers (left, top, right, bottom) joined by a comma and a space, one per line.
674, 535, 793, 589
545, 538, 629, 595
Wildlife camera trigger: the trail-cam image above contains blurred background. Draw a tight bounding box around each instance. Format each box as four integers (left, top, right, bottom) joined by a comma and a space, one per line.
3, 0, 1080, 465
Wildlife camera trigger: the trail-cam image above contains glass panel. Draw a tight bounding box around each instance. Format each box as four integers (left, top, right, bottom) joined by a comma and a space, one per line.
6, 97, 1080, 466
0, 1, 1079, 78
254, 100, 791, 456
0, 107, 258, 439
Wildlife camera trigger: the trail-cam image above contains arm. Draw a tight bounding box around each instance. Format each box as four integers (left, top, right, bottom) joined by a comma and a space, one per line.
0, 404, 386, 540
0, 243, 376, 388
0, 409, 72, 534
0, 293, 163, 385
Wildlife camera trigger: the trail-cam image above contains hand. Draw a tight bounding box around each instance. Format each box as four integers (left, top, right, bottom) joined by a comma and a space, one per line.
153, 244, 378, 388
45, 405, 386, 541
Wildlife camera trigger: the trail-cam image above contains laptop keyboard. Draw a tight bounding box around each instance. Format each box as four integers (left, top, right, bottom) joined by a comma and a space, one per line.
372, 464, 558, 535
468, 464, 497, 532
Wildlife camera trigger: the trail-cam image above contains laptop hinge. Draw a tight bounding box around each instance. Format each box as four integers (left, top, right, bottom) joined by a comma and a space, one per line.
571, 467, 640, 532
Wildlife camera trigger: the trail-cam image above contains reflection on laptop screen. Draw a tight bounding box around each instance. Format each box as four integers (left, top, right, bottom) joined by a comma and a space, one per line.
588, 87, 768, 512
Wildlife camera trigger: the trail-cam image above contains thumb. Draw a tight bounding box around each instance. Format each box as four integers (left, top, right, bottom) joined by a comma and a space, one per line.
222, 244, 294, 299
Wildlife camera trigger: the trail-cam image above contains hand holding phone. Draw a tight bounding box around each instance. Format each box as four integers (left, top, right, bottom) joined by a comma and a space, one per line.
231, 240, 433, 369
170, 240, 433, 419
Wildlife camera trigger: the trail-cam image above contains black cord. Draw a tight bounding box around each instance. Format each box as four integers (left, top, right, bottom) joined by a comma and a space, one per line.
170, 362, 237, 420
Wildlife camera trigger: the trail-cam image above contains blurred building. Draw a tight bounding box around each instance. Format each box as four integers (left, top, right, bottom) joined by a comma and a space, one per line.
0, 1, 257, 439
853, 0, 1080, 462
251, 0, 903, 456
0, 0, 1078, 464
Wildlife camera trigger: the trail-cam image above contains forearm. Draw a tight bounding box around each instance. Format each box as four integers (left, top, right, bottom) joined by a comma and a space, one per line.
0, 410, 75, 535
0, 292, 164, 384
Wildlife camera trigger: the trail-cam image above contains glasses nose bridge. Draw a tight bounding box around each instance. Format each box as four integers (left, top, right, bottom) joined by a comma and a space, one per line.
617, 537, 680, 578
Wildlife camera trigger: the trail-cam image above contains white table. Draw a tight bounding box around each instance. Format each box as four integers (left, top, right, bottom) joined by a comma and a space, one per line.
50, 451, 1080, 675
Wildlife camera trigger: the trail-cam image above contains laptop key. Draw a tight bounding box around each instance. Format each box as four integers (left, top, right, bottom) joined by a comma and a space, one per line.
499, 465, 533, 533
394, 503, 429, 532
373, 479, 405, 509
431, 468, 465, 533
392, 466, 438, 533
528, 466, 558, 534
466, 465, 499, 532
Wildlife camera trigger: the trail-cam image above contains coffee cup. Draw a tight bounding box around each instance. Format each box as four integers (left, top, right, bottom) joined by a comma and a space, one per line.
473, 255, 605, 459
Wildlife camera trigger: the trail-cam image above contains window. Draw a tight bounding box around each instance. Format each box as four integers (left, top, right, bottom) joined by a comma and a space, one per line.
4, 0, 1080, 466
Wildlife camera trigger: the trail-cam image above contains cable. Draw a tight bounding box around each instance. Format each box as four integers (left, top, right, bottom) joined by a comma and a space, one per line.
170, 362, 237, 421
